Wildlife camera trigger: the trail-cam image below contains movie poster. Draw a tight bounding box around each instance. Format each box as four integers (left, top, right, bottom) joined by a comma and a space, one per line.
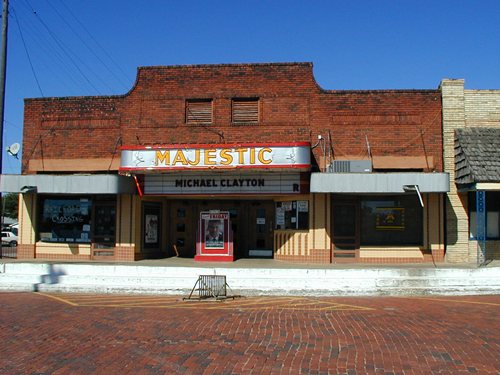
145, 214, 158, 243
204, 218, 224, 248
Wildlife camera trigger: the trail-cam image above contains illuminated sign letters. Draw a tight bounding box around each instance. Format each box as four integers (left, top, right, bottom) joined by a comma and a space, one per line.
119, 143, 310, 171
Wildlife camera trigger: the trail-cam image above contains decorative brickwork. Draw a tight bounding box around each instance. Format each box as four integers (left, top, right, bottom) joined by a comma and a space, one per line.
275, 248, 330, 264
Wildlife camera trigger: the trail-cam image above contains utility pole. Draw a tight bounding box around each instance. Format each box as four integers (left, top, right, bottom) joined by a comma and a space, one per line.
0, 0, 8, 256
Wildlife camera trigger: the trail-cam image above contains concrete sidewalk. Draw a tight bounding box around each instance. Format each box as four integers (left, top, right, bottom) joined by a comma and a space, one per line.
0, 257, 499, 296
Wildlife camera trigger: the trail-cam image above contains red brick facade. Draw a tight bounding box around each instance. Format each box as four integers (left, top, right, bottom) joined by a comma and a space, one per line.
23, 63, 442, 174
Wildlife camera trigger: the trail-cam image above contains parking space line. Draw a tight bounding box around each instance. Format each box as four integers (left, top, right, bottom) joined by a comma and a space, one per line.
74, 297, 182, 305
35, 293, 377, 311
408, 296, 500, 307
37, 292, 79, 306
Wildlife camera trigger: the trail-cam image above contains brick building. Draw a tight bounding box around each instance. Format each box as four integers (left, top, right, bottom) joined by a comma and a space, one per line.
2, 63, 449, 263
441, 79, 500, 263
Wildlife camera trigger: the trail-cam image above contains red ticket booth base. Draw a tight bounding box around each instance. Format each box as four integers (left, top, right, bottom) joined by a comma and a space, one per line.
194, 254, 234, 262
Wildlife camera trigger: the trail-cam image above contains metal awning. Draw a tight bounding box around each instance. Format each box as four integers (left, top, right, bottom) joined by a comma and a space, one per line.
310, 172, 449, 193
0, 174, 136, 194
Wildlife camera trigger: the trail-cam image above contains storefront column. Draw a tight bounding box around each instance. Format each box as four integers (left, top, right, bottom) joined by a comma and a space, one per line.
114, 194, 138, 261
310, 193, 331, 262
426, 194, 446, 261
17, 192, 36, 259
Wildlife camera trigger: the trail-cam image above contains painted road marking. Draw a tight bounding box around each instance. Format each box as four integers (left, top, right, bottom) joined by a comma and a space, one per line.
36, 292, 79, 306
408, 296, 500, 307
36, 293, 375, 311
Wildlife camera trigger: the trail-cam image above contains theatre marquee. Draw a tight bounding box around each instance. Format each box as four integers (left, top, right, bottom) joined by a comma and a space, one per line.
120, 142, 311, 172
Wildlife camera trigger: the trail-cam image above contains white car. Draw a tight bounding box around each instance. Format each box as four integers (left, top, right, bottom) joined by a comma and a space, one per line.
1, 231, 18, 247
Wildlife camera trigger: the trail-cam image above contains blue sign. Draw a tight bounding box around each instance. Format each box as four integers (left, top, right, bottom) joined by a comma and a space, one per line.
476, 190, 486, 241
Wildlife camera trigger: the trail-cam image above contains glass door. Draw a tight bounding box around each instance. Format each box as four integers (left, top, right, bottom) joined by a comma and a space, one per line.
169, 201, 196, 257
142, 202, 162, 258
332, 201, 359, 261
92, 200, 116, 258
247, 201, 274, 258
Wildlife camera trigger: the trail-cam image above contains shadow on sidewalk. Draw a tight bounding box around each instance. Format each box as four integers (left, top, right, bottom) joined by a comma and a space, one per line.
33, 264, 66, 292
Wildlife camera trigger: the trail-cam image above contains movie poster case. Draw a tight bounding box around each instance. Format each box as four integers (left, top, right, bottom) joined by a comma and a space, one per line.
195, 211, 234, 262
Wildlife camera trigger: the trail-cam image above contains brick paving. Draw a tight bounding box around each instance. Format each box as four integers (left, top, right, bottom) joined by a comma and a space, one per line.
0, 293, 499, 374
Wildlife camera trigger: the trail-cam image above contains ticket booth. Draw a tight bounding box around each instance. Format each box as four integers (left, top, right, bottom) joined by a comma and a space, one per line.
195, 211, 234, 262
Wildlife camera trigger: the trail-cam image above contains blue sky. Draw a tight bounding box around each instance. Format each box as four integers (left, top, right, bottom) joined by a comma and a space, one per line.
3, 0, 500, 174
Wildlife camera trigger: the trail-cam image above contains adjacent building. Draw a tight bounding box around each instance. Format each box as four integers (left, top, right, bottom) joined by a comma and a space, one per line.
1, 63, 453, 263
441, 79, 500, 263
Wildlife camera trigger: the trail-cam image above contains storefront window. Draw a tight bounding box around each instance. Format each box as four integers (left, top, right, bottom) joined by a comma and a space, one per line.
93, 201, 117, 247
360, 196, 422, 246
39, 197, 92, 243
275, 200, 309, 230
469, 191, 500, 239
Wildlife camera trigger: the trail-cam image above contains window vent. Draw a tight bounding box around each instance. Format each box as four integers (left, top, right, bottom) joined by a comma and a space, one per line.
186, 99, 212, 124
329, 160, 372, 173
232, 98, 259, 124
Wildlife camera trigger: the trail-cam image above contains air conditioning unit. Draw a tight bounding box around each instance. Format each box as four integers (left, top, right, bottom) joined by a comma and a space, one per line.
328, 160, 372, 173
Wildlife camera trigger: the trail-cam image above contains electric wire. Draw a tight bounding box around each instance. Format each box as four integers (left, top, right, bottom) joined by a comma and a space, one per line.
54, 0, 130, 90
22, 0, 102, 95
11, 6, 44, 97
16, 1, 95, 94
11, 7, 86, 95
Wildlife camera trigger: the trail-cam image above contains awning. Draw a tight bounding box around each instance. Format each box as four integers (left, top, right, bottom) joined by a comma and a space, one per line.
0, 174, 136, 194
455, 128, 500, 185
310, 172, 449, 193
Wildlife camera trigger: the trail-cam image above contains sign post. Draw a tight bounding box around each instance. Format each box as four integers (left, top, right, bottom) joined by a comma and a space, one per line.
476, 190, 487, 265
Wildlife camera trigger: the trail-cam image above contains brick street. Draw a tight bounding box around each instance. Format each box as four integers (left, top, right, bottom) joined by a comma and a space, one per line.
0, 292, 499, 374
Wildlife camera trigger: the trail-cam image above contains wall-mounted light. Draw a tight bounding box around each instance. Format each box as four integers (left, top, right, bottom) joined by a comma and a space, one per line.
403, 184, 424, 207
20, 185, 37, 194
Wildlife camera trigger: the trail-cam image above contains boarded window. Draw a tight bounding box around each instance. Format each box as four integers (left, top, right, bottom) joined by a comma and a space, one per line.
232, 98, 259, 124
186, 99, 212, 124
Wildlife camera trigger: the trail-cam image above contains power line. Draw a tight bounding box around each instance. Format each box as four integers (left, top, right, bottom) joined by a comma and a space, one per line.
22, 0, 102, 94
52, 0, 130, 90
11, 5, 44, 96
12, 9, 88, 94
14, 0, 130, 96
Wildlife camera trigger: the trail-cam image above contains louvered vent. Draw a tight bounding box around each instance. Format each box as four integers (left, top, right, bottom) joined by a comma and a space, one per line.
232, 98, 259, 124
332, 160, 351, 173
329, 160, 372, 173
186, 99, 212, 124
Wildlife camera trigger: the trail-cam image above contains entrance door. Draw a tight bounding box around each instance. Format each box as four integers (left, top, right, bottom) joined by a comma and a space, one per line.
142, 202, 163, 258
247, 202, 274, 258
169, 201, 197, 257
332, 202, 359, 261
168, 199, 275, 259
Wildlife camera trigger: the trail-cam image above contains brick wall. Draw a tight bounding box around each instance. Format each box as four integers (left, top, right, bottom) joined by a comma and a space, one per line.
441, 80, 469, 262
312, 90, 443, 170
23, 62, 443, 174
464, 90, 500, 128
442, 80, 500, 263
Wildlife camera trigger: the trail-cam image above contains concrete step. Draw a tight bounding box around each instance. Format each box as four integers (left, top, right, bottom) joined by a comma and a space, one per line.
1, 262, 499, 296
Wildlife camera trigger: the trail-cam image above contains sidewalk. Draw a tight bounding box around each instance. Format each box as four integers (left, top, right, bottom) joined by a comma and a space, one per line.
1, 257, 499, 296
